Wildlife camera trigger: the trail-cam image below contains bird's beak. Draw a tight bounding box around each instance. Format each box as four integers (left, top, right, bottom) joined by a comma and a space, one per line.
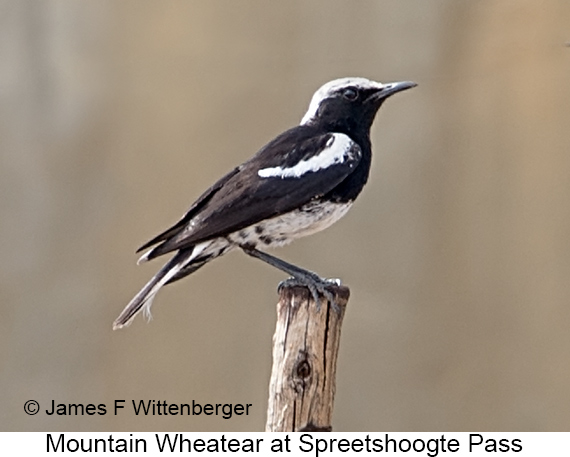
370, 81, 417, 102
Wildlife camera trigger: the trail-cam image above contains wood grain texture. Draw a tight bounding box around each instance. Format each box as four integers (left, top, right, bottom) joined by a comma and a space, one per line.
266, 284, 350, 432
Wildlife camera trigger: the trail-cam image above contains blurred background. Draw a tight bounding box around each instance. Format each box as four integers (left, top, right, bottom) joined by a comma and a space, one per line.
2, 0, 570, 432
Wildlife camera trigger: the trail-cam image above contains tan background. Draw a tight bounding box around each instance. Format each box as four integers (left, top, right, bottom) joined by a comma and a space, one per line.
2, 0, 570, 431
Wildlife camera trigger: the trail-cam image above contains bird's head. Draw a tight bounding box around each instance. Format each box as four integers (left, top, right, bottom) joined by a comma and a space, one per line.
300, 77, 416, 136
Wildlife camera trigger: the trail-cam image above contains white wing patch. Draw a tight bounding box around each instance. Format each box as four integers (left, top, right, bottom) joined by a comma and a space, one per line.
258, 133, 358, 179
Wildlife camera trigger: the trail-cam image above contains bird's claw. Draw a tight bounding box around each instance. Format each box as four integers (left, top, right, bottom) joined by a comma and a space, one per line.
278, 276, 342, 313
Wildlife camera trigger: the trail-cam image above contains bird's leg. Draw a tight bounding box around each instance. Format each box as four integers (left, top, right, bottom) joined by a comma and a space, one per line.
240, 246, 341, 311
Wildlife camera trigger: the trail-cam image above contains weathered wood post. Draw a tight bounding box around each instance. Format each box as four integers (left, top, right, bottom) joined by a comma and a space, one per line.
265, 284, 350, 432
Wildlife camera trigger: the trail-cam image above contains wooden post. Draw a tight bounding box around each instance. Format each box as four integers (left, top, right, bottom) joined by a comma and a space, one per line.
265, 284, 350, 432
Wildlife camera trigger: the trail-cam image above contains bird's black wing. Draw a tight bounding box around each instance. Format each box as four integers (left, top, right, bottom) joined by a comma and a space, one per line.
141, 127, 362, 261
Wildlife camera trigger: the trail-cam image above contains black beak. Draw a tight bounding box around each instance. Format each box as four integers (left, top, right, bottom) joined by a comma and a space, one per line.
371, 81, 417, 102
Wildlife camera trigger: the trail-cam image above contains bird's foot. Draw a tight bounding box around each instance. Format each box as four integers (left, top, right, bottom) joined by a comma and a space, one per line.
278, 275, 342, 313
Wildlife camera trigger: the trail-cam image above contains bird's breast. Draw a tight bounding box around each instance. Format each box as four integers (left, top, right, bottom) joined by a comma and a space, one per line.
227, 200, 353, 248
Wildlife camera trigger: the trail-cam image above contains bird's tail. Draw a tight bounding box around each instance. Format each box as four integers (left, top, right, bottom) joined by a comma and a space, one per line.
113, 248, 195, 330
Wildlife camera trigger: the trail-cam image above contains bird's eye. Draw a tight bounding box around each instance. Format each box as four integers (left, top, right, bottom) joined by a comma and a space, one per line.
342, 88, 358, 101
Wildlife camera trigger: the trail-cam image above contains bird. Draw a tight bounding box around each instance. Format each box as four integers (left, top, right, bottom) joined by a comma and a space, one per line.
113, 77, 416, 329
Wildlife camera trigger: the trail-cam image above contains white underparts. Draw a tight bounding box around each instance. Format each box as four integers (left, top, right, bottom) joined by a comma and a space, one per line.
257, 133, 355, 179
130, 201, 352, 325
227, 200, 353, 247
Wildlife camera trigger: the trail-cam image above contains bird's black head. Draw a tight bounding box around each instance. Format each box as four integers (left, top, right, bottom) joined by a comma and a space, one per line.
301, 77, 416, 140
